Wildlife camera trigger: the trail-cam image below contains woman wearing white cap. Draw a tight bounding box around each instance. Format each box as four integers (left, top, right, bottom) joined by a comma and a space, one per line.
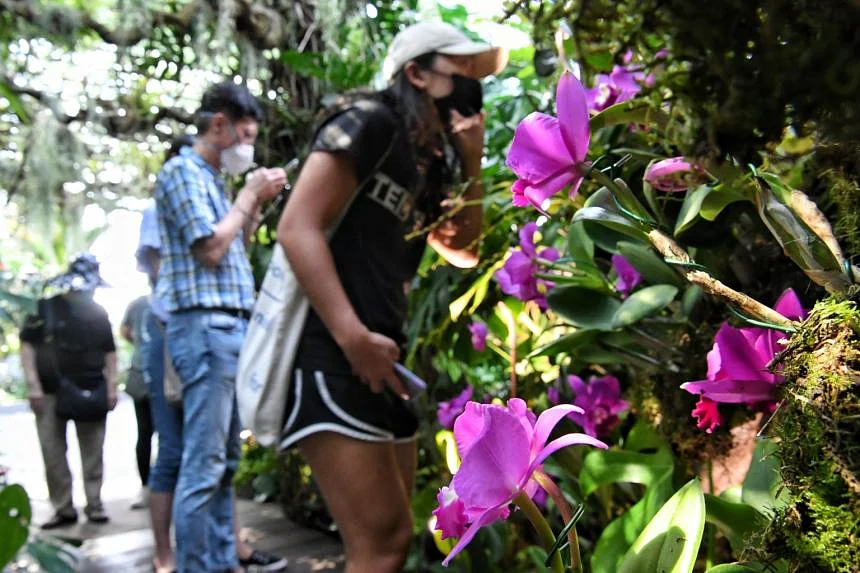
276, 21, 507, 573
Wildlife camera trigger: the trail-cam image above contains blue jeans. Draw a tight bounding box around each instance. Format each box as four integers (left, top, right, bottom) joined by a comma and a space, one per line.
142, 309, 183, 493
167, 310, 245, 573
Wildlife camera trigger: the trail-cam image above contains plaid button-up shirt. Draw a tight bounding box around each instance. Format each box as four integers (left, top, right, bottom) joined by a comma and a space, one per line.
154, 146, 255, 312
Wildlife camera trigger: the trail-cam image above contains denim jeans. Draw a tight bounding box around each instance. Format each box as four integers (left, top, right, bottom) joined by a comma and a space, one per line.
167, 309, 245, 573
142, 308, 183, 493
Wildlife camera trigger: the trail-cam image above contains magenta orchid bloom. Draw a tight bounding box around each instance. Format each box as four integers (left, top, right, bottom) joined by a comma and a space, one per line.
585, 62, 650, 112
432, 399, 607, 565
691, 396, 723, 433
681, 289, 807, 425
611, 254, 642, 297
494, 223, 560, 309
550, 375, 630, 438
645, 157, 706, 192
437, 386, 474, 430
506, 72, 590, 211
468, 320, 489, 352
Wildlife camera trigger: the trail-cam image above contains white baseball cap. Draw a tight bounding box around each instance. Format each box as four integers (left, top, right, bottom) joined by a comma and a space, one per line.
382, 21, 509, 81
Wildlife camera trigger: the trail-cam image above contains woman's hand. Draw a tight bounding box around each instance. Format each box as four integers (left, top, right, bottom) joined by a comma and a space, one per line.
340, 328, 408, 397
449, 110, 486, 172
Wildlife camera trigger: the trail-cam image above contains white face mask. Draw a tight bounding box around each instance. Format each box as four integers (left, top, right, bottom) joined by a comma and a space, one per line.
220, 142, 255, 176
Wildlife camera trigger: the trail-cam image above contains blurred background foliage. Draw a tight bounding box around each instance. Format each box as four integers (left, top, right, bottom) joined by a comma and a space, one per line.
1, 0, 858, 571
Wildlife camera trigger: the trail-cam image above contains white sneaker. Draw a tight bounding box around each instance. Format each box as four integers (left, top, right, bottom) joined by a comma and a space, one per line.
130, 486, 149, 510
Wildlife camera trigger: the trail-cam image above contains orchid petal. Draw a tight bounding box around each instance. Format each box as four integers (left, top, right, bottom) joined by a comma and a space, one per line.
774, 288, 806, 321
441, 506, 505, 566
680, 379, 777, 403
518, 223, 538, 257
709, 324, 770, 381
531, 433, 608, 471
452, 402, 487, 459
507, 113, 576, 183
532, 404, 585, 453
452, 407, 530, 510
556, 72, 591, 162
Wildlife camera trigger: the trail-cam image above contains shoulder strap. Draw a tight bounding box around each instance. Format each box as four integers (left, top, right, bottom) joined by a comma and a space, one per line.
42, 298, 65, 380
326, 135, 396, 238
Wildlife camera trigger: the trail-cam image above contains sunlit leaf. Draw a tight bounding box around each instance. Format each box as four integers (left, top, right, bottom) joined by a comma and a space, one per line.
612, 285, 678, 328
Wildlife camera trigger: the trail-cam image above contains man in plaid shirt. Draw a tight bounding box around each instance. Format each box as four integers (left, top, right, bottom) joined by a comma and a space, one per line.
154, 82, 286, 573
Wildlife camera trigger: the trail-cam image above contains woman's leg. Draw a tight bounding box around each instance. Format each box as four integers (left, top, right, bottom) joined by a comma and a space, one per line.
299, 432, 413, 573
134, 397, 153, 488
143, 311, 182, 571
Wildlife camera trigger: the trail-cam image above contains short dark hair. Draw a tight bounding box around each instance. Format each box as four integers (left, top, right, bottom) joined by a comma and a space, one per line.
196, 81, 264, 132
165, 133, 196, 163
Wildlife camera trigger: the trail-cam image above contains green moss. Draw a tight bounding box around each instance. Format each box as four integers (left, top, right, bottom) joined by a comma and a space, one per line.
756, 294, 860, 572
825, 172, 860, 261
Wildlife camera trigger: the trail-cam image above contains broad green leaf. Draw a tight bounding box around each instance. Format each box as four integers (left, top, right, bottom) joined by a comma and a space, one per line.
755, 186, 849, 292
618, 480, 707, 573
613, 178, 656, 225
612, 285, 679, 328
590, 100, 667, 131
580, 448, 673, 497
591, 474, 674, 573
704, 494, 765, 553
0, 484, 31, 567
25, 535, 81, 573
674, 185, 712, 236
448, 262, 501, 321
700, 187, 749, 221
527, 329, 599, 358
705, 564, 767, 573
617, 242, 684, 287
682, 285, 704, 318
567, 220, 595, 263
547, 287, 621, 331
572, 207, 650, 242
742, 439, 790, 516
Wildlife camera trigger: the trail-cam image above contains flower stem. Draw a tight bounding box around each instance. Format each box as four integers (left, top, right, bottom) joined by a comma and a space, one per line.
534, 470, 583, 573
513, 491, 565, 573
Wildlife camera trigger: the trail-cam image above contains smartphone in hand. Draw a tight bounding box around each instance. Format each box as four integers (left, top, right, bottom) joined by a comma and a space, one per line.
393, 362, 427, 398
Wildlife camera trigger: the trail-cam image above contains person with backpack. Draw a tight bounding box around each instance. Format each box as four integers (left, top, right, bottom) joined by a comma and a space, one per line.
19, 253, 118, 528
275, 21, 507, 572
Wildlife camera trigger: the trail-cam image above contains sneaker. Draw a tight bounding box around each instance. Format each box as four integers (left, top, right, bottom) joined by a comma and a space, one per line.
239, 550, 288, 572
84, 506, 110, 523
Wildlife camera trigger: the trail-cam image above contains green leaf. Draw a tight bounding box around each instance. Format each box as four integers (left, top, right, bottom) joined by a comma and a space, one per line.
573, 207, 650, 242
580, 448, 674, 497
682, 286, 704, 318
617, 242, 684, 287
612, 285, 679, 328
618, 480, 707, 573
755, 185, 849, 291
527, 329, 599, 358
0, 79, 30, 124
674, 185, 712, 236
742, 439, 790, 516
567, 220, 595, 263
448, 263, 500, 321
0, 484, 31, 567
705, 564, 767, 573
591, 474, 675, 573
700, 187, 749, 221
590, 100, 666, 131
547, 287, 621, 331
704, 494, 765, 553
25, 535, 82, 573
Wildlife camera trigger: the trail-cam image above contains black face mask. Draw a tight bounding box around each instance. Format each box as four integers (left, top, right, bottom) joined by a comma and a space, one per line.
432, 73, 483, 124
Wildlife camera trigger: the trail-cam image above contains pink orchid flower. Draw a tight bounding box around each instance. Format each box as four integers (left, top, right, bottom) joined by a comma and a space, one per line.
691, 396, 723, 434
506, 72, 591, 212
549, 375, 630, 438
585, 64, 649, 112
468, 320, 489, 352
494, 222, 560, 309
645, 157, 706, 192
681, 289, 807, 430
611, 254, 642, 297
432, 399, 607, 565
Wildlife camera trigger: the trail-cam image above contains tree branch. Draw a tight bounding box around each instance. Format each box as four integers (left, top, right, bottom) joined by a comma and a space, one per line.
1, 0, 200, 46
3, 74, 194, 137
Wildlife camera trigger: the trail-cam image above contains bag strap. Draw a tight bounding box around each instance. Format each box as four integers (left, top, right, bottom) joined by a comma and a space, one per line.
325, 134, 396, 237
42, 298, 65, 381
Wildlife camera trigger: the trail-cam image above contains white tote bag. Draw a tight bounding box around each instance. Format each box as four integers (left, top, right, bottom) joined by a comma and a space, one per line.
237, 135, 393, 447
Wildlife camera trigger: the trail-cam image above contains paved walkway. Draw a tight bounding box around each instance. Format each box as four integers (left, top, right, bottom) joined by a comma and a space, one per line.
0, 395, 344, 572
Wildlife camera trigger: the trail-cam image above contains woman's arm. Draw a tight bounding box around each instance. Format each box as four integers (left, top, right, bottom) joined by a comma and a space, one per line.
277, 151, 407, 396
20, 342, 44, 414
428, 110, 486, 268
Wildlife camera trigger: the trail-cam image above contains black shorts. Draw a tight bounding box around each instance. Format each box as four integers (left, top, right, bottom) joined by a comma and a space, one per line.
280, 368, 419, 450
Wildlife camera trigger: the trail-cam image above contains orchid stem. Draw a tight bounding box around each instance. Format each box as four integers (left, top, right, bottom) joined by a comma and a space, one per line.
647, 229, 797, 329
513, 491, 566, 573
535, 471, 583, 573
497, 302, 518, 398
